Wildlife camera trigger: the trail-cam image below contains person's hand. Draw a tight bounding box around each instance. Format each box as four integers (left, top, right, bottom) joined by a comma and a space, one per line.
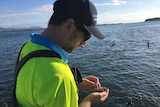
77, 75, 102, 90
79, 88, 109, 107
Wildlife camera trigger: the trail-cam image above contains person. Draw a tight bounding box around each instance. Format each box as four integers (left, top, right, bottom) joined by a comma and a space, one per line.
14, 0, 109, 107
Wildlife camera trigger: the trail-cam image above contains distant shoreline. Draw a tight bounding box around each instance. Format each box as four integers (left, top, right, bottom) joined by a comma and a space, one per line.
0, 28, 44, 32
1, 18, 160, 32
145, 17, 160, 22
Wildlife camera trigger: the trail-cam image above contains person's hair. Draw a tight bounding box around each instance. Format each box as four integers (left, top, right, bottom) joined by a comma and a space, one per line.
48, 12, 80, 31
48, 12, 68, 26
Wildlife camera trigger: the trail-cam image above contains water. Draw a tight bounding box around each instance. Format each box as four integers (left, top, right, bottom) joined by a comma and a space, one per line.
0, 21, 160, 107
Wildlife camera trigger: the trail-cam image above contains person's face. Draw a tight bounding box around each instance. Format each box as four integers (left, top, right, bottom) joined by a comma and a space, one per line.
63, 26, 91, 53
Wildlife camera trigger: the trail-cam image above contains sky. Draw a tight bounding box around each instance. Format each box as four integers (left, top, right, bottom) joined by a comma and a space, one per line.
0, 0, 160, 28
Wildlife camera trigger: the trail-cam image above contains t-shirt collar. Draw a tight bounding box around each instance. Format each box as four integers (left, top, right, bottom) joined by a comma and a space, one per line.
30, 32, 68, 63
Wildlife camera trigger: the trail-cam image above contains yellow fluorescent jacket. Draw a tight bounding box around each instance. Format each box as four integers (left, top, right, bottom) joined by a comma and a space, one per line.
16, 41, 78, 107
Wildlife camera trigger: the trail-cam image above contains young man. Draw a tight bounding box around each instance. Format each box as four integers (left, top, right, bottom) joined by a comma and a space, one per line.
14, 0, 109, 107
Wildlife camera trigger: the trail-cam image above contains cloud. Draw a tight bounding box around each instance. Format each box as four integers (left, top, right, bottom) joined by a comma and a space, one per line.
0, 5, 52, 27
0, 5, 52, 20
95, 0, 126, 6
0, 12, 39, 21
97, 11, 160, 24
112, 0, 126, 5
98, 12, 142, 24
30, 5, 53, 13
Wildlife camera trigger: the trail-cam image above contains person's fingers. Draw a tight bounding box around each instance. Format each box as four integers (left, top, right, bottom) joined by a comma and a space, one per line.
81, 78, 97, 89
86, 76, 99, 83
86, 79, 98, 89
85, 76, 102, 90
100, 88, 109, 101
86, 88, 109, 104
97, 82, 102, 89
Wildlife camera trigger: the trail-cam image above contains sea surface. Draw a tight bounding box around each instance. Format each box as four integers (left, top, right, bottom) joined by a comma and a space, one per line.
0, 21, 160, 107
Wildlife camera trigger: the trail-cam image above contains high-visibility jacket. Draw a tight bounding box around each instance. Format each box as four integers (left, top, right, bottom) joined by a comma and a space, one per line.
16, 40, 78, 107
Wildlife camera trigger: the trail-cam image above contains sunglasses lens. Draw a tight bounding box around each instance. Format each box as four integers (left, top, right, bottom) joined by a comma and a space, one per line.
80, 26, 91, 41
85, 34, 91, 41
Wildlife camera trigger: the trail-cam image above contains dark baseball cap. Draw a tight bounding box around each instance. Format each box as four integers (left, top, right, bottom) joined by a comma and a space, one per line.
53, 0, 105, 39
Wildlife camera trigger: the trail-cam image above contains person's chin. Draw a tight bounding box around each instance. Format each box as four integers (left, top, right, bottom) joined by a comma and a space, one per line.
64, 48, 74, 53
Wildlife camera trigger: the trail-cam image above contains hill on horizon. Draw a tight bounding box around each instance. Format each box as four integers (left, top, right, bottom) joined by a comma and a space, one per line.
145, 17, 160, 22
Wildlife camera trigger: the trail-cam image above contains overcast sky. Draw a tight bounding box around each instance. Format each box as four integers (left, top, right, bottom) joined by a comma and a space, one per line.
0, 0, 160, 28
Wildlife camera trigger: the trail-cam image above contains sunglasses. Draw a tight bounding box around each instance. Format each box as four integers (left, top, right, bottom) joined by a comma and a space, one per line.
64, 16, 91, 41
77, 25, 91, 41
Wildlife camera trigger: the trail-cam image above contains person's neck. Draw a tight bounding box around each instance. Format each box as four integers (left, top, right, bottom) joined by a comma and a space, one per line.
41, 25, 64, 48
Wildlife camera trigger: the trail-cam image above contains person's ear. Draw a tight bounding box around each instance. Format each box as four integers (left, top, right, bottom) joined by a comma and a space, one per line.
65, 18, 76, 33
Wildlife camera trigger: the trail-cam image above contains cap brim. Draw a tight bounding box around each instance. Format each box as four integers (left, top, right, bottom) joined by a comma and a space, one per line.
84, 25, 105, 39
